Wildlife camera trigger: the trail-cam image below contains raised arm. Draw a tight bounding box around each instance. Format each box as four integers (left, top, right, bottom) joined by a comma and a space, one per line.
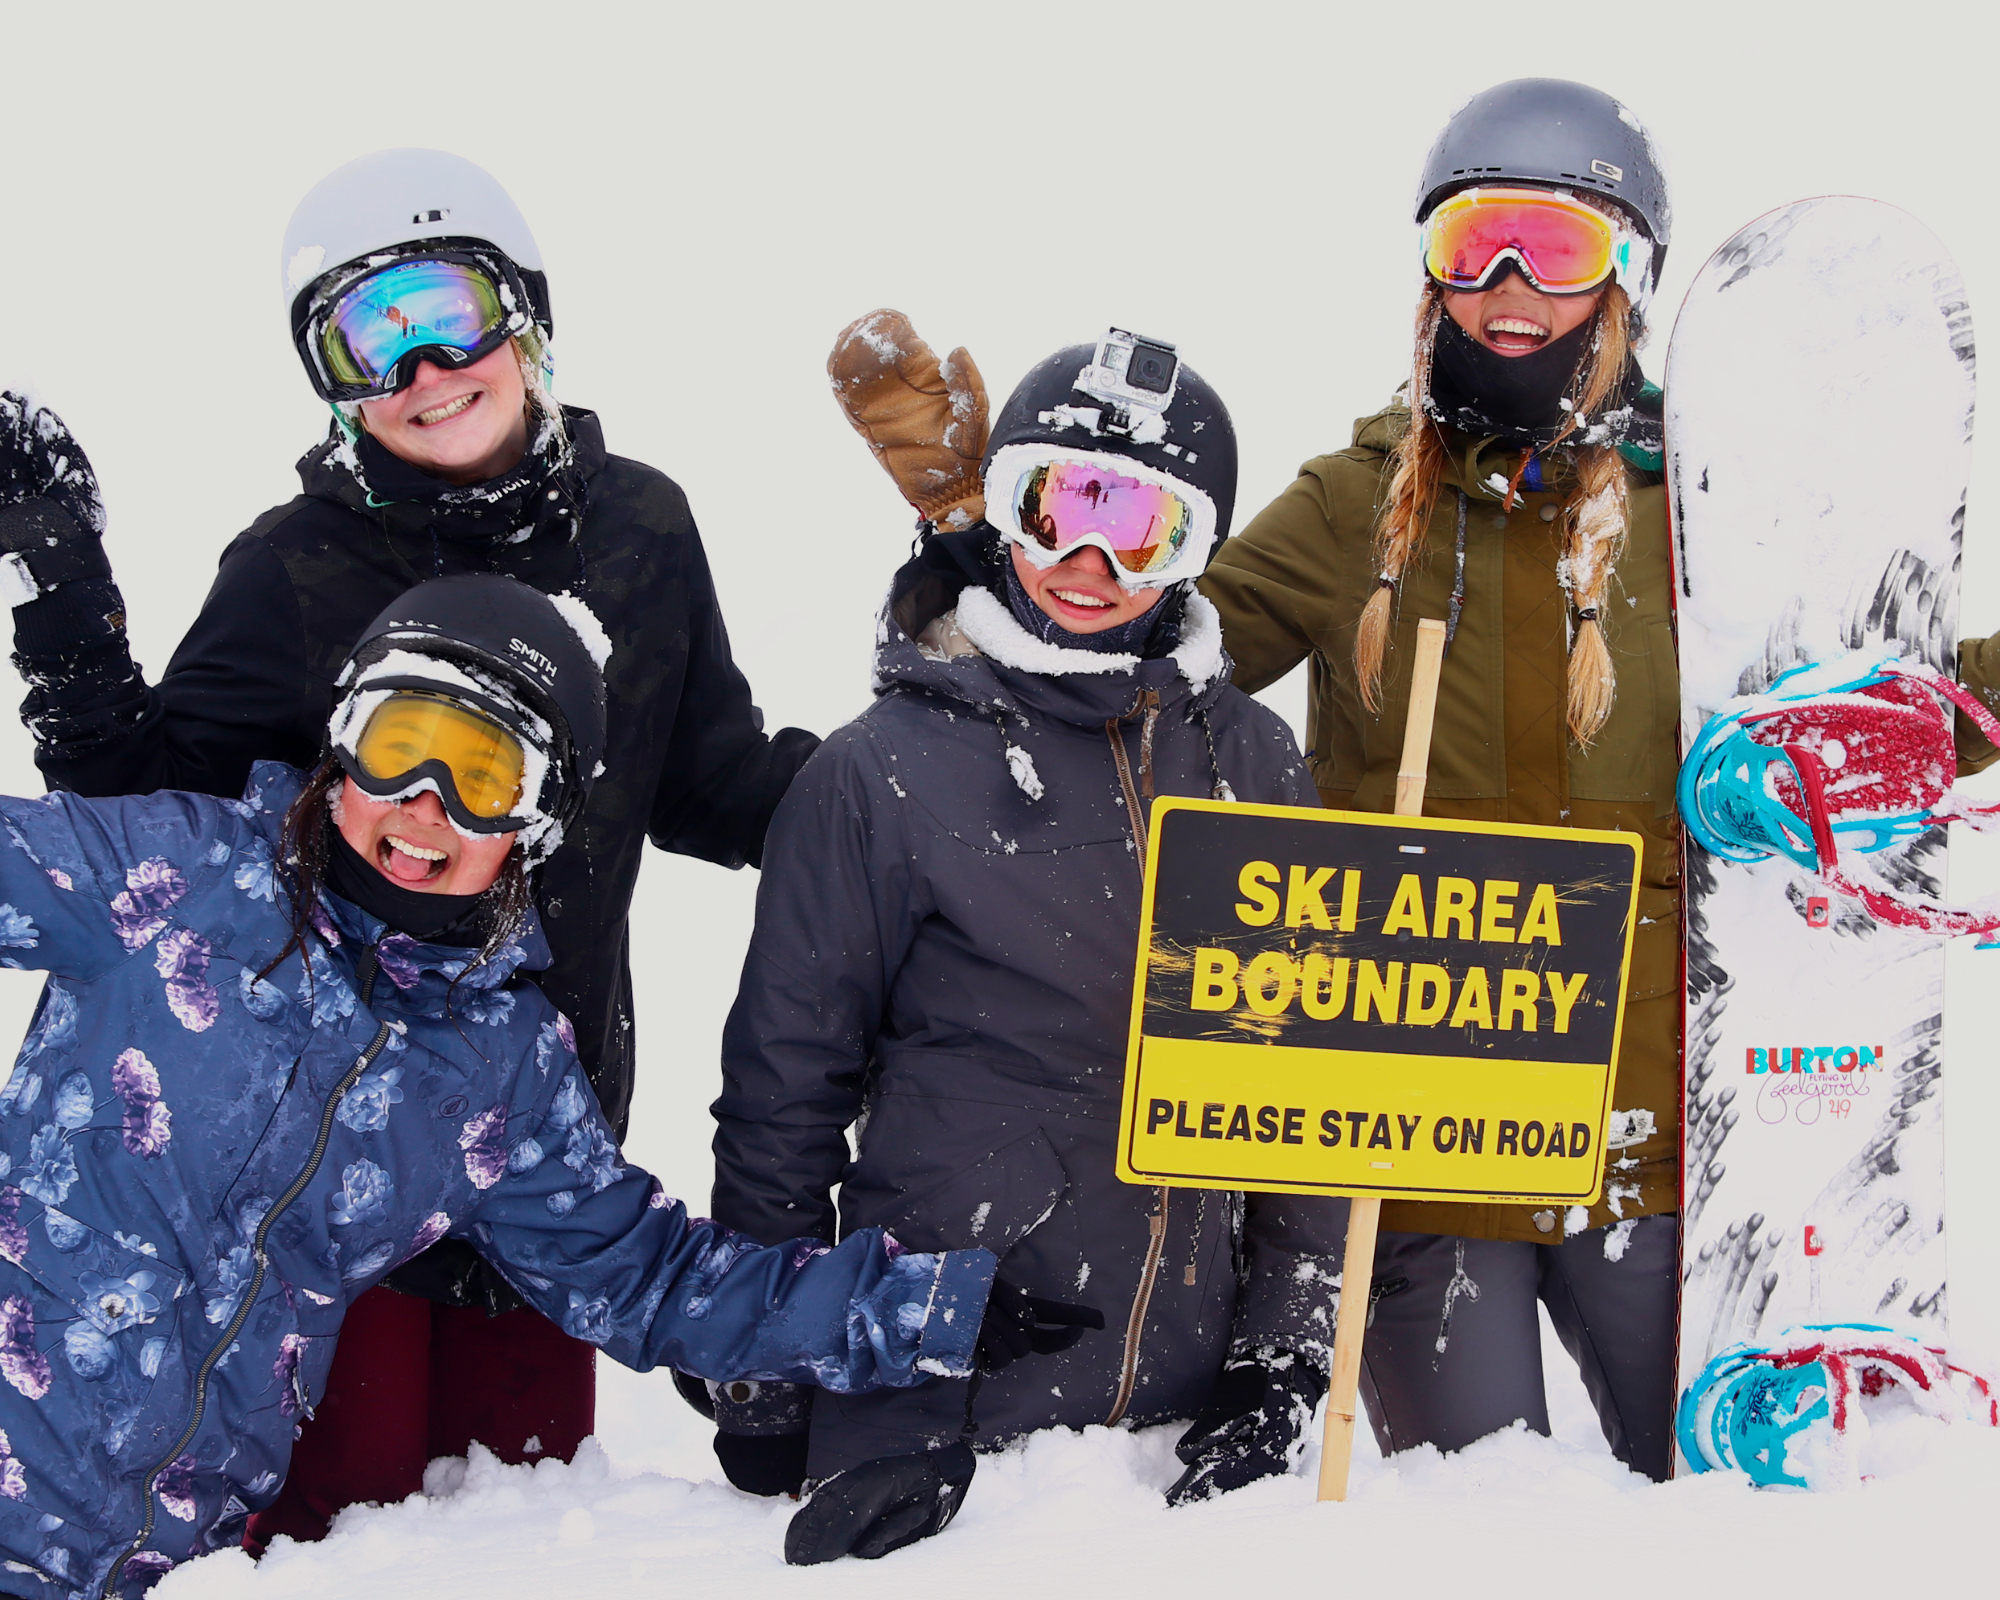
0, 786, 235, 984
0, 390, 320, 801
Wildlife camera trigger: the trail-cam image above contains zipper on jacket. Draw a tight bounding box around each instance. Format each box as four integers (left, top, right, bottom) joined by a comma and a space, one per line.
106, 945, 387, 1598
1105, 688, 1162, 874
1101, 686, 1168, 1426
1104, 1186, 1170, 1426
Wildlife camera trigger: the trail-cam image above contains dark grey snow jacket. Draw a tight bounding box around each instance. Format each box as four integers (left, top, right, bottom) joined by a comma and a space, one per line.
713, 549, 1347, 1478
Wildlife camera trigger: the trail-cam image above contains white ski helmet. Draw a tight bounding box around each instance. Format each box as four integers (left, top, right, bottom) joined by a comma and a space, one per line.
280, 149, 553, 394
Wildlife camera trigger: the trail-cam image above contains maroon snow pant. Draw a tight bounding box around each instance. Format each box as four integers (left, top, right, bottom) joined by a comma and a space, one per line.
242, 1284, 597, 1555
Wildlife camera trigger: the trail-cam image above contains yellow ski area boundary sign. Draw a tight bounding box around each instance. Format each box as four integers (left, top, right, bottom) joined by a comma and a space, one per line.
1116, 798, 1642, 1207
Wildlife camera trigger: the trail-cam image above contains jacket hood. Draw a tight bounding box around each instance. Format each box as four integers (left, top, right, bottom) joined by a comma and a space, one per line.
297, 405, 607, 548
1349, 393, 1664, 502
871, 566, 1233, 733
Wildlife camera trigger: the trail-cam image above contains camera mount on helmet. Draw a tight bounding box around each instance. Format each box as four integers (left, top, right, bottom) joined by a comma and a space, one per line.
1073, 330, 1181, 440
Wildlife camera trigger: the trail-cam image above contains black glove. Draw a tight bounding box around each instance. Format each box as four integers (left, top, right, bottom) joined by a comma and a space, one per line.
784, 1443, 976, 1565
1164, 1349, 1327, 1507
712, 1377, 810, 1498
0, 393, 111, 606
975, 1275, 1104, 1373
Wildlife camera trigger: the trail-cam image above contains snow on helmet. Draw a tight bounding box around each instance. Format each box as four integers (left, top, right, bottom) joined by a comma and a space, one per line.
981, 330, 1238, 589
281, 149, 553, 399
329, 574, 609, 867
1416, 79, 1670, 307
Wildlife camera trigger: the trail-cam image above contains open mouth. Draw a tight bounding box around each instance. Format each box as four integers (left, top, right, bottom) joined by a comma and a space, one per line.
378, 833, 450, 886
413, 392, 481, 427
1482, 316, 1551, 354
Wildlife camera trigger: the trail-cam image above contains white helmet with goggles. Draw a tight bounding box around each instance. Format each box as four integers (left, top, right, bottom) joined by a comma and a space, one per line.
281, 149, 553, 404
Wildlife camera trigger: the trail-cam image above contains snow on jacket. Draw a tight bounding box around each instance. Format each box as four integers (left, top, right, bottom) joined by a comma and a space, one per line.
17, 410, 817, 1311
713, 545, 1346, 1479
0, 764, 989, 1599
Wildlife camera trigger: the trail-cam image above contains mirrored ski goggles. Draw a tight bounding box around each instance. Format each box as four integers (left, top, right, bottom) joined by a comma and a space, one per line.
311, 257, 520, 401
1421, 187, 1649, 295
989, 444, 1216, 589
346, 692, 530, 830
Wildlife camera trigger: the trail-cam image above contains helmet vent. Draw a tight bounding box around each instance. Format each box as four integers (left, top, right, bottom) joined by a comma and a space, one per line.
413, 208, 450, 224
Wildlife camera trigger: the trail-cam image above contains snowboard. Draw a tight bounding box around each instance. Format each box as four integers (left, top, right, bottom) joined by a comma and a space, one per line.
1667, 196, 1977, 1472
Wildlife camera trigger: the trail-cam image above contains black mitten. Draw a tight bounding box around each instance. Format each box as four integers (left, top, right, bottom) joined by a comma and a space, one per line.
975, 1275, 1104, 1372
1164, 1349, 1327, 1506
0, 394, 111, 605
784, 1443, 976, 1565
711, 1377, 810, 1498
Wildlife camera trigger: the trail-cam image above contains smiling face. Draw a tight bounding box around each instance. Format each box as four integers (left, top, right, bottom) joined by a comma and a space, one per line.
1443, 274, 1607, 357
356, 341, 531, 484
1008, 543, 1165, 634
335, 779, 513, 896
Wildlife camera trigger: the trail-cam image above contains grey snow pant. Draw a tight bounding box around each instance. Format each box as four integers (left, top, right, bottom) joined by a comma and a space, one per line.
1359, 1216, 1678, 1481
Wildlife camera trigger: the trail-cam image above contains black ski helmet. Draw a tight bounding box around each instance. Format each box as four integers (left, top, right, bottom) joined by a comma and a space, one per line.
1416, 79, 1670, 288
330, 574, 608, 864
981, 330, 1239, 548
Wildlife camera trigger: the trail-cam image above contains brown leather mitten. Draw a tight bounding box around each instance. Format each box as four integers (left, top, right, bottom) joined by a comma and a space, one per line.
827, 309, 989, 529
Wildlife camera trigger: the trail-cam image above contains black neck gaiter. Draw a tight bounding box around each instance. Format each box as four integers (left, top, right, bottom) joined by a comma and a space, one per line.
1425, 313, 1610, 446
349, 413, 582, 547
326, 831, 494, 945
1001, 560, 1181, 658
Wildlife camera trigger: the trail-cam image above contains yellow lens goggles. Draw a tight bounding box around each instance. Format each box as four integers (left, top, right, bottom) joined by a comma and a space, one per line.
352, 693, 527, 821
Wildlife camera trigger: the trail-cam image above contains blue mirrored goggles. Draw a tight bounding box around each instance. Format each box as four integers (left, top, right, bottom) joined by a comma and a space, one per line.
305, 255, 529, 402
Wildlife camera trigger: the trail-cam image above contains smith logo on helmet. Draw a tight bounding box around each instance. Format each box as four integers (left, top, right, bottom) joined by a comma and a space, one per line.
1115, 799, 1642, 1205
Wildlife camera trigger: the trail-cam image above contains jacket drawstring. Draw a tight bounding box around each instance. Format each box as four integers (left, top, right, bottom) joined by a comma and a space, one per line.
1193, 705, 1236, 802
1444, 491, 1469, 657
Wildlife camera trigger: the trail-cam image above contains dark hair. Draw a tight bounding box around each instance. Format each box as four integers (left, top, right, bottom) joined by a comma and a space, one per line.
258, 757, 533, 988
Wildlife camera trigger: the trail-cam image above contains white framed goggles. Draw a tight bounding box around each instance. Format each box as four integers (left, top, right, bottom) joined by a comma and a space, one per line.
1420, 186, 1654, 304
987, 443, 1217, 591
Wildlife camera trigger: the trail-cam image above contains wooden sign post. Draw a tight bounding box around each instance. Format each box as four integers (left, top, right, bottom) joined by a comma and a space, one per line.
1319, 618, 1444, 1502
1111, 618, 1644, 1503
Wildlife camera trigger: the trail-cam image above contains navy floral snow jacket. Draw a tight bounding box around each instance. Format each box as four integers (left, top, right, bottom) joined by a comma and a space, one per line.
0, 764, 991, 1599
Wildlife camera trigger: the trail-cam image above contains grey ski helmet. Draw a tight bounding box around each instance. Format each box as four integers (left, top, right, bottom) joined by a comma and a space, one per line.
280, 149, 553, 400
1416, 79, 1670, 294
981, 330, 1238, 587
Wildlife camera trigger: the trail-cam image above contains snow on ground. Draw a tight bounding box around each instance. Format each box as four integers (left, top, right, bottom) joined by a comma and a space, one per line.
150, 1306, 2000, 1599
156, 1310, 2000, 1600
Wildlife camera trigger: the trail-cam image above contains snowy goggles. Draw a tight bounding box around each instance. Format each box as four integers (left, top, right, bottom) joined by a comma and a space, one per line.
345, 693, 530, 832
1421, 187, 1649, 296
989, 444, 1217, 590
308, 256, 523, 402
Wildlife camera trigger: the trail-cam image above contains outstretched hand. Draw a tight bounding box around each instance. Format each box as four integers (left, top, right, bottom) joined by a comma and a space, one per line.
827, 309, 989, 530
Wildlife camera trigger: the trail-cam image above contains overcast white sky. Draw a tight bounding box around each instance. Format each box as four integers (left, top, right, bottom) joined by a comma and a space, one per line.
0, 0, 1992, 1340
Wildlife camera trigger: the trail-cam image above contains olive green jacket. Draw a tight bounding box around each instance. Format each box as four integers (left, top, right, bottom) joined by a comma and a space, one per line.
1202, 404, 1683, 1242
1204, 402, 2000, 1244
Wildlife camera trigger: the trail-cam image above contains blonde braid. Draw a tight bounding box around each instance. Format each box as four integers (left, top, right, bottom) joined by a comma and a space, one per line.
1356, 283, 1450, 712
1549, 282, 1636, 745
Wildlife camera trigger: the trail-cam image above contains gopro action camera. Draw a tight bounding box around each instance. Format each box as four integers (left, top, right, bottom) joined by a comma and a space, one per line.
1078, 328, 1181, 415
